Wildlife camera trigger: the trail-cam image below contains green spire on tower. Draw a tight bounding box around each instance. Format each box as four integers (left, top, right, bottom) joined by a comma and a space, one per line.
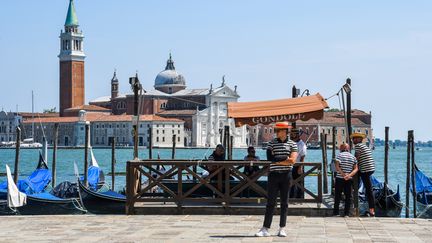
65, 0, 79, 26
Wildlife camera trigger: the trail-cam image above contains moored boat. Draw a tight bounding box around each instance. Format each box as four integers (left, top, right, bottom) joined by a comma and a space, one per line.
359, 176, 403, 217
414, 166, 432, 218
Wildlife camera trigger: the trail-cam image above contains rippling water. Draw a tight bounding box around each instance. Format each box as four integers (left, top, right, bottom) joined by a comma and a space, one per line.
1, 146, 431, 217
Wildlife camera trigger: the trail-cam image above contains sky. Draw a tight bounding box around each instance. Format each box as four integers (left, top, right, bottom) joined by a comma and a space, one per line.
0, 0, 431, 141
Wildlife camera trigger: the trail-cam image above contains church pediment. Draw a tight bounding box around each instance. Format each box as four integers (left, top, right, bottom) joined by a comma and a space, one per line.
211, 86, 239, 98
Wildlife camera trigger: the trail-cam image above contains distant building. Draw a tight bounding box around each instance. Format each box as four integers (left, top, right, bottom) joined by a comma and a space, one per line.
22, 111, 185, 148
59, 0, 86, 117
0, 111, 22, 143
90, 55, 248, 148
247, 109, 373, 148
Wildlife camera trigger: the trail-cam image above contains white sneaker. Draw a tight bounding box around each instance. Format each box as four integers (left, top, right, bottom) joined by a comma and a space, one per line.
255, 227, 270, 237
277, 227, 287, 237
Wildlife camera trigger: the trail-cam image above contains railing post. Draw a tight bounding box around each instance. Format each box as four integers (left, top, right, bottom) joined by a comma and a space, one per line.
126, 161, 134, 215
177, 164, 183, 213
224, 163, 230, 213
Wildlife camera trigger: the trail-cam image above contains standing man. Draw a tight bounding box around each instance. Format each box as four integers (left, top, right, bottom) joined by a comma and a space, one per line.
351, 132, 376, 217
255, 122, 298, 237
333, 143, 358, 217
290, 128, 307, 199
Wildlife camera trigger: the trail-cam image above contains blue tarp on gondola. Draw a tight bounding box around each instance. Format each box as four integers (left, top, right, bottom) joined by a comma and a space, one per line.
0, 169, 51, 194
80, 166, 104, 191
415, 167, 432, 193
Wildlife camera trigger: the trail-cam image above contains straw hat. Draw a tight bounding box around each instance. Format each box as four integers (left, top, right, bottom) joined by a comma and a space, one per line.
350, 132, 366, 139
274, 122, 292, 130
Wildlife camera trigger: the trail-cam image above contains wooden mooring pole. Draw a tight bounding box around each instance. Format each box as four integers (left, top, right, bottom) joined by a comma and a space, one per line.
52, 123, 59, 187
320, 133, 328, 194
384, 126, 389, 209
223, 125, 229, 158
331, 126, 336, 196
13, 127, 21, 184
229, 136, 234, 160
410, 131, 417, 218
172, 134, 177, 159
149, 128, 153, 159
406, 130, 412, 218
84, 123, 90, 187
111, 137, 116, 191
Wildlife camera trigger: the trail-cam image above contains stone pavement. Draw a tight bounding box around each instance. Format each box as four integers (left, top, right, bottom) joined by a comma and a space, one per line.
0, 215, 431, 242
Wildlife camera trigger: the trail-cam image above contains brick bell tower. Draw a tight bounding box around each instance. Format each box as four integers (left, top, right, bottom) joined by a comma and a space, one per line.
58, 0, 86, 117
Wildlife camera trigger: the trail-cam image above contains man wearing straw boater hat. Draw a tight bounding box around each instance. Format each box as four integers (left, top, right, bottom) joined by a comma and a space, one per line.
351, 132, 376, 217
255, 122, 298, 237
290, 128, 307, 199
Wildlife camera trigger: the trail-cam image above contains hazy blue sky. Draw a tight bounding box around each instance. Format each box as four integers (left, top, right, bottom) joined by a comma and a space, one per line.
1, 1, 431, 141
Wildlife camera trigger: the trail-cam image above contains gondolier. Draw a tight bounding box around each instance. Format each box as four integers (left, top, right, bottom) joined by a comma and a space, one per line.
255, 122, 298, 237
351, 132, 376, 217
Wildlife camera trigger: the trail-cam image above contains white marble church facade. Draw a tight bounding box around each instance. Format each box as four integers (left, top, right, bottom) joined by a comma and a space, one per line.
192, 85, 248, 148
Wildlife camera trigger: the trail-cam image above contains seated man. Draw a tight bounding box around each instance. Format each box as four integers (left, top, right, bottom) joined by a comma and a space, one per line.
244, 146, 260, 177
205, 144, 226, 179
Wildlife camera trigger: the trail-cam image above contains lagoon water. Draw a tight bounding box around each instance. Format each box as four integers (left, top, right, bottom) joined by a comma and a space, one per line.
1, 146, 431, 217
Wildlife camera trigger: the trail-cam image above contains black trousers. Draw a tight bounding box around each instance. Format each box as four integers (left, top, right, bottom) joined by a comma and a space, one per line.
263, 171, 292, 228
333, 178, 353, 215
290, 166, 304, 199
360, 171, 375, 209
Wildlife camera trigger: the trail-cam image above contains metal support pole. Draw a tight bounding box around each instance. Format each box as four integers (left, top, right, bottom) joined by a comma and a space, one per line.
52, 123, 59, 187
292, 85, 298, 128
13, 127, 21, 184
130, 75, 141, 160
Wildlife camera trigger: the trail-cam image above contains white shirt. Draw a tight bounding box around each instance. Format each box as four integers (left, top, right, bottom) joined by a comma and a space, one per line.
296, 140, 307, 162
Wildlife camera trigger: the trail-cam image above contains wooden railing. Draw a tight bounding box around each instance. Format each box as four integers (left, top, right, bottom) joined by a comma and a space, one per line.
125, 160, 322, 215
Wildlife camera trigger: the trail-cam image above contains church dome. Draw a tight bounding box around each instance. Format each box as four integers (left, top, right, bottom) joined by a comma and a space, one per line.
154, 54, 186, 87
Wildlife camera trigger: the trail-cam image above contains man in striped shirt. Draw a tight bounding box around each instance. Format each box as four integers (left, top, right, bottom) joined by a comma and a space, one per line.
352, 132, 376, 217
333, 143, 358, 216
255, 122, 298, 237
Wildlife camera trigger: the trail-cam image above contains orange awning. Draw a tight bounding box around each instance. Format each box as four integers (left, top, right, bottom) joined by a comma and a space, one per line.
228, 93, 329, 127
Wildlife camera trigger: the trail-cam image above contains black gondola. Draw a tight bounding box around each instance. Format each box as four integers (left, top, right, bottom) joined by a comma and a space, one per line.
16, 192, 85, 215
414, 166, 432, 218
0, 200, 16, 215
3, 150, 86, 215
76, 149, 127, 214
78, 179, 126, 214
359, 176, 402, 217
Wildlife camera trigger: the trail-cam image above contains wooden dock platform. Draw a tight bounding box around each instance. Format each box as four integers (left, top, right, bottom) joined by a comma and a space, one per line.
133, 194, 335, 216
